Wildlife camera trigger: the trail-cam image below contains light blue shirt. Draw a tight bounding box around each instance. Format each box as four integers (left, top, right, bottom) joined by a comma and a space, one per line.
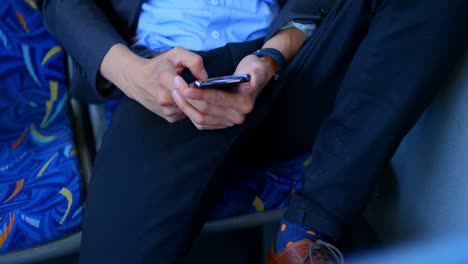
131, 0, 279, 57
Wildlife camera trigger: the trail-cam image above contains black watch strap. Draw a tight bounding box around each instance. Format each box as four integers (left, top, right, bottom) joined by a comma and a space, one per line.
253, 48, 286, 80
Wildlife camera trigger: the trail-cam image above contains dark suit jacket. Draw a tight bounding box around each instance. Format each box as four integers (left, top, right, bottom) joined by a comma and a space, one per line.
37, 0, 336, 103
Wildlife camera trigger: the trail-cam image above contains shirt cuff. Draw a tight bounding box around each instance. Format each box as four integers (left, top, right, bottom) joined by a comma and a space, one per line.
279, 20, 317, 37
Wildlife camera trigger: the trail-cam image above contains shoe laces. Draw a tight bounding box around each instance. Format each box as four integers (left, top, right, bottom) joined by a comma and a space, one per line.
306, 239, 344, 264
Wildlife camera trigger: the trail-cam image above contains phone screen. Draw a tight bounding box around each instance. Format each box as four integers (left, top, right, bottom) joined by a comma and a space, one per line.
194, 74, 250, 89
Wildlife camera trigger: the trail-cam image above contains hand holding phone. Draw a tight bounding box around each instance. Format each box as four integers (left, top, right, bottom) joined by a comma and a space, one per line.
193, 74, 250, 89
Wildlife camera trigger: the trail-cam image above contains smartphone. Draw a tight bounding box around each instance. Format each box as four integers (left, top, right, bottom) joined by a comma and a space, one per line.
193, 74, 250, 89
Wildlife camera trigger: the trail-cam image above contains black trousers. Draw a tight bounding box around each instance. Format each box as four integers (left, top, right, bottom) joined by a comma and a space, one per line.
79, 0, 468, 263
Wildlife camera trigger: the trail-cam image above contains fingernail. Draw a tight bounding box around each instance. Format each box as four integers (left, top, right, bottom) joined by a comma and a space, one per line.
174, 76, 181, 89
201, 69, 208, 78
172, 90, 181, 101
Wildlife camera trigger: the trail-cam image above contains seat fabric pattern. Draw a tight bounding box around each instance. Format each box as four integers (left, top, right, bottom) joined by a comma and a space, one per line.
207, 153, 309, 220
0, 0, 85, 253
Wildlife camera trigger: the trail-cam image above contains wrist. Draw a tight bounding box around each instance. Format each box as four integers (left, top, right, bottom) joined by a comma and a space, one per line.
253, 48, 286, 80
259, 56, 279, 80
100, 43, 144, 93
263, 27, 307, 62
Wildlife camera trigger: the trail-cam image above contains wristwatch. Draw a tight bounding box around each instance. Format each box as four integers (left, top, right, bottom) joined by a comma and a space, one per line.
253, 48, 286, 80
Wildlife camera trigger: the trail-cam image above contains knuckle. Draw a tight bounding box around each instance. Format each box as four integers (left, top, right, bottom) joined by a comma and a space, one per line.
156, 73, 166, 87
194, 55, 203, 65
195, 114, 207, 125
197, 102, 210, 113
166, 117, 178, 123
239, 99, 254, 114
195, 123, 206, 130
162, 107, 176, 116
213, 91, 224, 105
157, 95, 173, 106
233, 115, 246, 125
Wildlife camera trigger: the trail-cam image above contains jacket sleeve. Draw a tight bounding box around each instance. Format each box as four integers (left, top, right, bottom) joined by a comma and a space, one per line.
37, 0, 128, 102
266, 0, 339, 40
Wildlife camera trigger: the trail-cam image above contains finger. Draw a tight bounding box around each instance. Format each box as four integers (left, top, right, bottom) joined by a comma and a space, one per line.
192, 124, 232, 130
156, 70, 181, 94
187, 99, 246, 125
164, 112, 187, 123
167, 47, 208, 80
156, 91, 179, 107
172, 90, 234, 129
173, 75, 189, 91
181, 87, 254, 114
143, 101, 184, 120
161, 105, 184, 117
172, 89, 233, 127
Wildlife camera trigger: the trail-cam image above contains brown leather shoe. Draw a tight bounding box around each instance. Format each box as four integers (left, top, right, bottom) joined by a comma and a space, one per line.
266, 239, 344, 264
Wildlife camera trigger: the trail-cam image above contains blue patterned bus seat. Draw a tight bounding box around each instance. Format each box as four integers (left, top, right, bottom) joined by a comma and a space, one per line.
0, 0, 85, 253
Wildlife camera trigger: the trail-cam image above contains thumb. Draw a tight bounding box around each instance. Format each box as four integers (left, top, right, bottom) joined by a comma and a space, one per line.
173, 75, 189, 91
168, 47, 208, 80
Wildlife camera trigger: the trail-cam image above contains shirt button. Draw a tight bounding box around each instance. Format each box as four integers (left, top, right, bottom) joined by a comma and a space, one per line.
211, 0, 218, 5
211, 31, 220, 39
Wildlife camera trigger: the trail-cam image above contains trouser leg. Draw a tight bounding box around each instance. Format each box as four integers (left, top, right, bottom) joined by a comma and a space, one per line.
77, 40, 275, 264
279, 0, 468, 240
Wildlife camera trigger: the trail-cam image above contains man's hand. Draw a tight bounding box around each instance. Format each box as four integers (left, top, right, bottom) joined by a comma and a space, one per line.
171, 54, 276, 130
170, 26, 308, 130
100, 44, 208, 122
